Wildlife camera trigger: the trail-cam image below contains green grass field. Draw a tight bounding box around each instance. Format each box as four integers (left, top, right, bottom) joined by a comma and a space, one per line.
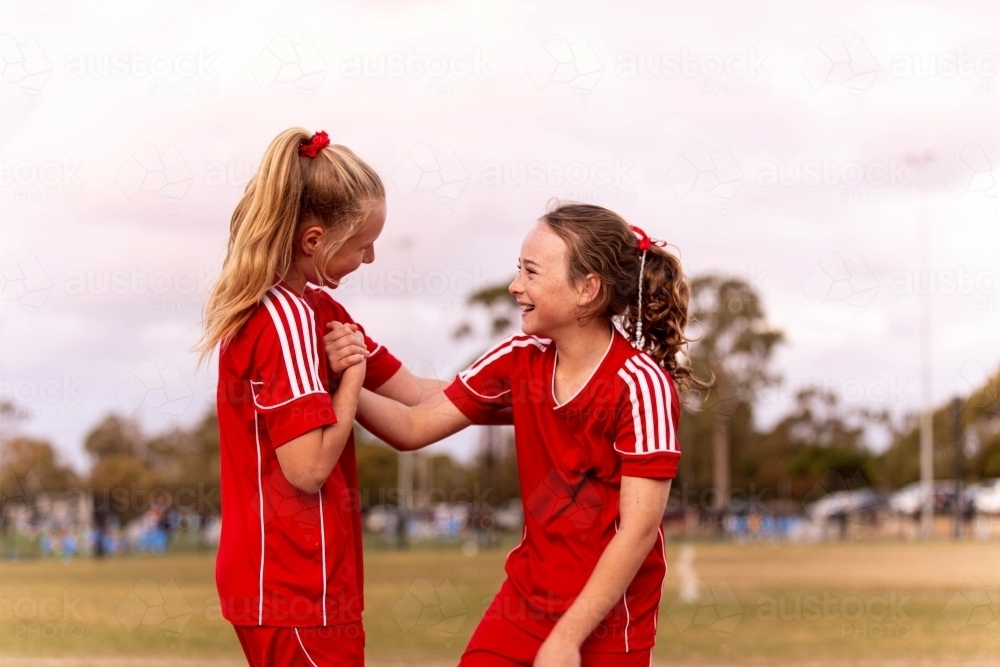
0, 539, 997, 666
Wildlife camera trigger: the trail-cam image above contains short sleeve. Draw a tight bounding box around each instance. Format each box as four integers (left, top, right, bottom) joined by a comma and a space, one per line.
353, 323, 403, 391
614, 355, 681, 479
444, 336, 521, 423
251, 290, 336, 448
308, 288, 402, 391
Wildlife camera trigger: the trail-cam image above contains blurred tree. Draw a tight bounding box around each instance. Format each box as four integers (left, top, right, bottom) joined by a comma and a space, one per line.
0, 436, 79, 495
143, 409, 221, 517
85, 414, 156, 524
686, 275, 784, 512
743, 388, 881, 502
876, 365, 1000, 486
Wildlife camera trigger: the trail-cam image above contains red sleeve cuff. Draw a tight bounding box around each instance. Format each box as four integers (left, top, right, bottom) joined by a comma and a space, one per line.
620, 451, 680, 480
260, 392, 337, 448
363, 349, 403, 391
444, 377, 499, 424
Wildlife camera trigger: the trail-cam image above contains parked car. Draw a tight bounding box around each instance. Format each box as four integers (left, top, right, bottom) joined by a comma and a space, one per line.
889, 480, 974, 517
972, 478, 1000, 515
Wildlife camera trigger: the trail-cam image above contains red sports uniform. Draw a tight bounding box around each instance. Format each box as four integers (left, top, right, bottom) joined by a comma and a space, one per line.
444, 331, 681, 665
216, 279, 400, 665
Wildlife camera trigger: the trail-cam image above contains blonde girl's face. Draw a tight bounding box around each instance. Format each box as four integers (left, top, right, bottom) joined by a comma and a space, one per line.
305, 199, 386, 288
509, 220, 597, 337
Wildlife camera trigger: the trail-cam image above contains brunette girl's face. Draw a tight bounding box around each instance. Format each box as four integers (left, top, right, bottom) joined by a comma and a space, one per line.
302, 199, 386, 288
509, 220, 599, 338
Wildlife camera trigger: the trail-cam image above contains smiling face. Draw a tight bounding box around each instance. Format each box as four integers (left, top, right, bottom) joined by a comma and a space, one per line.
509, 220, 600, 338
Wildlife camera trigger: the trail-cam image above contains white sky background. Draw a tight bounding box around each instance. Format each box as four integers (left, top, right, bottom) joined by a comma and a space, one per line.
1, 0, 998, 471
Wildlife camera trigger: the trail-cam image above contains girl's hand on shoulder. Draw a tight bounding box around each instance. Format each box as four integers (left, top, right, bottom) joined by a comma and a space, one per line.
325, 321, 369, 375
533, 635, 580, 667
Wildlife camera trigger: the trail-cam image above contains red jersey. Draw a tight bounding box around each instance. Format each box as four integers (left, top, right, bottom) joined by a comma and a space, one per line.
444, 330, 680, 653
216, 279, 401, 627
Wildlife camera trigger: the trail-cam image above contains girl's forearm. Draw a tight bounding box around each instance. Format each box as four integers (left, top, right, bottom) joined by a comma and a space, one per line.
313, 371, 364, 478
548, 523, 661, 647
359, 389, 473, 451
358, 390, 426, 451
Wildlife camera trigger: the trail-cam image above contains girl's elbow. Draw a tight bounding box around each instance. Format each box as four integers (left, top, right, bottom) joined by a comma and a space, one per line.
287, 473, 322, 495
622, 520, 662, 549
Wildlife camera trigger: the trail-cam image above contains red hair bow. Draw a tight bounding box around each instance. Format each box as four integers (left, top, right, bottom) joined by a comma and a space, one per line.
630, 225, 667, 252
299, 131, 330, 158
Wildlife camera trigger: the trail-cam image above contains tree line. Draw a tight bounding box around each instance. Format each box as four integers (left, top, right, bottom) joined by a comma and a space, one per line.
2, 272, 998, 528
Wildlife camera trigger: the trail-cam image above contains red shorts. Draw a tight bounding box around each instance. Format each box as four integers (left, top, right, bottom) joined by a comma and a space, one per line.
459, 586, 652, 667
233, 622, 365, 667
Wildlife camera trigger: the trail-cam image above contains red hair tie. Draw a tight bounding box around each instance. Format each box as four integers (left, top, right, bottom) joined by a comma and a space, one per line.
630, 225, 667, 348
299, 131, 330, 158
630, 225, 667, 252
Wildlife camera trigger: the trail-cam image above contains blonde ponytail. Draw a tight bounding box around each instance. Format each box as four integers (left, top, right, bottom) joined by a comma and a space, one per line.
197, 128, 384, 362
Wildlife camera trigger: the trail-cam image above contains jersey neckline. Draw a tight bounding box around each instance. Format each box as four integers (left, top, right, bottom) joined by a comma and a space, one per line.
550, 327, 619, 411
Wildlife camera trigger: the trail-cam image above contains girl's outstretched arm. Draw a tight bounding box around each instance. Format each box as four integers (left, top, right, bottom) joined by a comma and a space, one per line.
534, 476, 672, 667
356, 388, 472, 451
373, 365, 449, 406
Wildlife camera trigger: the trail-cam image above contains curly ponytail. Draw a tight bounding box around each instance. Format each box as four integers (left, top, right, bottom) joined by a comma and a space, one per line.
541, 201, 710, 395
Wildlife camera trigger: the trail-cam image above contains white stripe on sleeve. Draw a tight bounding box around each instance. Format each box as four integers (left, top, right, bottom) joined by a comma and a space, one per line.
262, 293, 303, 397
617, 368, 645, 453
633, 355, 669, 452
625, 359, 656, 454
270, 287, 315, 393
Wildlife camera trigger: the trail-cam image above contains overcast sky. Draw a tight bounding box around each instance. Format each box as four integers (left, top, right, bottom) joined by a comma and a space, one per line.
1, 0, 998, 470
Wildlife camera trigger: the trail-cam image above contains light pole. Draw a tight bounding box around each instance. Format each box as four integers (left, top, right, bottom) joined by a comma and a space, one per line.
396, 236, 416, 548
906, 152, 936, 539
